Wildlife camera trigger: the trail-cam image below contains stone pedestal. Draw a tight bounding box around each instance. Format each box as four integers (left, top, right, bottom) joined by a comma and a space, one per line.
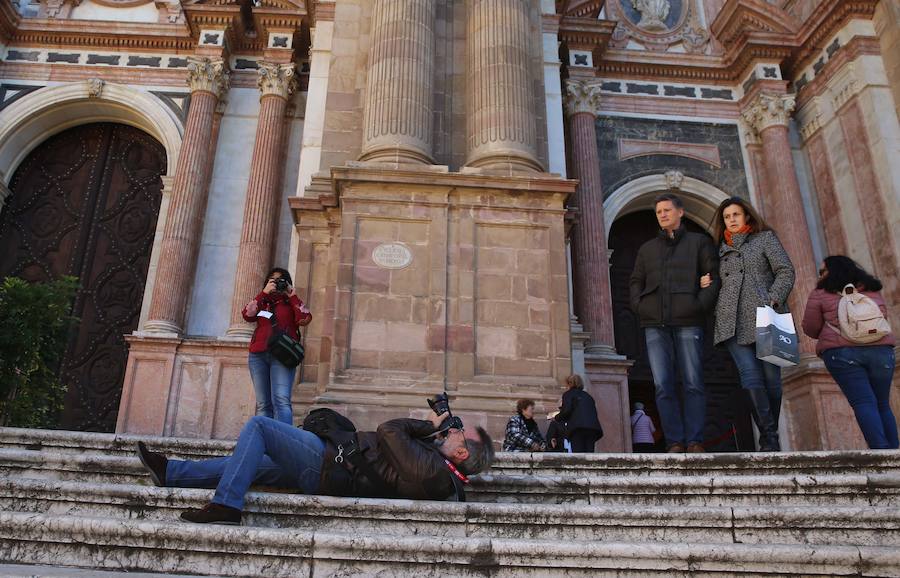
782, 355, 900, 450
116, 336, 254, 439
584, 355, 634, 452
290, 166, 576, 442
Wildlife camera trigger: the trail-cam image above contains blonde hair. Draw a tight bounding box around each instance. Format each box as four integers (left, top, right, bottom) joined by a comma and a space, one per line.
566, 374, 584, 390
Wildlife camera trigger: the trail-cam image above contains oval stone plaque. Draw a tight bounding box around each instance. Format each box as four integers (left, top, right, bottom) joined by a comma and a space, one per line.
372, 242, 412, 269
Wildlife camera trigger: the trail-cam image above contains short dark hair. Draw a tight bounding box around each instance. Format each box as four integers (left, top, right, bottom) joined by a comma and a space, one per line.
265, 267, 293, 288
712, 196, 770, 243
516, 398, 535, 414
654, 193, 684, 210
459, 426, 494, 476
818, 255, 883, 293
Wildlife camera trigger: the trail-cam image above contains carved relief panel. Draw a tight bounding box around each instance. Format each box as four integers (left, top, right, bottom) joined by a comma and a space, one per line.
606, 0, 710, 54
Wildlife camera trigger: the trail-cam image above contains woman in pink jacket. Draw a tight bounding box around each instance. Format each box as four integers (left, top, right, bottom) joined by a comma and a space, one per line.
802, 256, 897, 449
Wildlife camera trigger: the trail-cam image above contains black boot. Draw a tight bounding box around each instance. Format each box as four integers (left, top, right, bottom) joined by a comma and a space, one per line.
136, 442, 168, 486
746, 389, 780, 451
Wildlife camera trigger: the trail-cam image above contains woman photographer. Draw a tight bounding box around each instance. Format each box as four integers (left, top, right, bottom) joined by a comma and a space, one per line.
241, 267, 312, 425
704, 197, 795, 452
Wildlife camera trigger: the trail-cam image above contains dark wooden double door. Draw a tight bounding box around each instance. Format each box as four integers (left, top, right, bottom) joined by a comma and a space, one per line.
0, 123, 166, 431
607, 211, 755, 451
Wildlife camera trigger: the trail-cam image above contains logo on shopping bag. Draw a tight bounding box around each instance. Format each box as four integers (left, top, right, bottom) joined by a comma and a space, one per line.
779, 335, 793, 344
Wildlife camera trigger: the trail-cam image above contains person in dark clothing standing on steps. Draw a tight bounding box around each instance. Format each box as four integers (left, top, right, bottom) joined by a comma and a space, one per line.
629, 193, 720, 453
555, 374, 603, 453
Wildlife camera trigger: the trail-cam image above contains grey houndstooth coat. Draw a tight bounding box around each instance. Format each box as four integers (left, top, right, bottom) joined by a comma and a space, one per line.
714, 230, 796, 346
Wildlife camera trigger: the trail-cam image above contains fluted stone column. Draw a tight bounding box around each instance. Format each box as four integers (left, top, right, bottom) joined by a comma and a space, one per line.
875, 0, 900, 121
359, 0, 435, 165
565, 80, 618, 357
465, 0, 542, 173
144, 57, 230, 334
742, 92, 817, 355
226, 63, 298, 337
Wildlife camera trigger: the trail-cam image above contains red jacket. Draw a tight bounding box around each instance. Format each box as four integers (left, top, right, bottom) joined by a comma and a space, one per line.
801, 288, 894, 356
242, 291, 312, 353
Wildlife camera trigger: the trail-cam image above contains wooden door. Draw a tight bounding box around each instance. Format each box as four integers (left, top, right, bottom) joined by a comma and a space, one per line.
608, 210, 755, 451
0, 123, 166, 431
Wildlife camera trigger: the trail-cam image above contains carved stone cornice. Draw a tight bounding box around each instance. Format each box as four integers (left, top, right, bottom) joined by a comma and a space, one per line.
186, 56, 230, 98
558, 16, 616, 57
0, 0, 19, 44
257, 61, 298, 99
564, 79, 602, 117
741, 92, 796, 134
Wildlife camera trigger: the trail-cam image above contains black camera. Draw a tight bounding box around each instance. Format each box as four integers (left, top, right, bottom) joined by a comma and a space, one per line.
274, 278, 289, 293
427, 392, 463, 432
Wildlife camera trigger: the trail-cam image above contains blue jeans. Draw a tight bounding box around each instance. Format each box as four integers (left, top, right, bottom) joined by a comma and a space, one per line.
166, 416, 325, 510
248, 351, 296, 425
725, 339, 782, 415
645, 326, 706, 446
823, 346, 899, 450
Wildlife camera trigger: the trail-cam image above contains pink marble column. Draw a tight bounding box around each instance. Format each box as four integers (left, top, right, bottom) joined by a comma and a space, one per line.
565, 80, 617, 356
805, 133, 848, 256
226, 62, 298, 337
145, 57, 230, 334
742, 92, 817, 355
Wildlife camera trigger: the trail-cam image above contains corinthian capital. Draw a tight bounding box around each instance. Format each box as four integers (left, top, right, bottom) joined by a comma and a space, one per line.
257, 62, 299, 100
741, 92, 796, 134
186, 56, 231, 99
565, 79, 602, 117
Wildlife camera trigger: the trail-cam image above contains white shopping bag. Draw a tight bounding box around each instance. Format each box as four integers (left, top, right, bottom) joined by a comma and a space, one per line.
755, 305, 799, 367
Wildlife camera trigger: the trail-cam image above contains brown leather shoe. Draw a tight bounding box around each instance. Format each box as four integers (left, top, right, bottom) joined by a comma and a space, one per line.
686, 442, 705, 453
666, 443, 685, 453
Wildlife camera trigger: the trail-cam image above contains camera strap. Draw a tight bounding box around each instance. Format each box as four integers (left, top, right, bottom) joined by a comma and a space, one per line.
444, 459, 469, 485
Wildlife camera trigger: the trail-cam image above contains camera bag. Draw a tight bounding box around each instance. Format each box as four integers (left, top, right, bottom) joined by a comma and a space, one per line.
266, 310, 305, 368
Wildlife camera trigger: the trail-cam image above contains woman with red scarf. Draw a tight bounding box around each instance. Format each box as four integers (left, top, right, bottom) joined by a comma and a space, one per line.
702, 197, 795, 451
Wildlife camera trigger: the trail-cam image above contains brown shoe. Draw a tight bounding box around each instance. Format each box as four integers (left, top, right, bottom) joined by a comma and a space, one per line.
686, 442, 705, 453
666, 443, 685, 453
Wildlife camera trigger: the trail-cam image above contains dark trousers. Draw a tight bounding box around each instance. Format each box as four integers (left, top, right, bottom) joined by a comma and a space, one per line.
569, 429, 598, 453
632, 442, 656, 453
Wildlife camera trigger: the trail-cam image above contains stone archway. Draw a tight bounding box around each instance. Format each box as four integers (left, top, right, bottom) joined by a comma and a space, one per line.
603, 177, 755, 452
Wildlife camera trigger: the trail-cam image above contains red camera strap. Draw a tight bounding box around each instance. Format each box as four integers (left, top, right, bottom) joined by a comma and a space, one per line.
444, 459, 469, 485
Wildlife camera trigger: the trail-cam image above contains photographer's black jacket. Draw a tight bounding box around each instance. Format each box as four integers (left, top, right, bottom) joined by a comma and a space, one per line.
629, 224, 720, 327
320, 418, 459, 500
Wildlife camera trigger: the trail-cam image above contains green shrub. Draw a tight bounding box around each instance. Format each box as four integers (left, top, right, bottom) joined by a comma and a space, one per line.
0, 276, 79, 428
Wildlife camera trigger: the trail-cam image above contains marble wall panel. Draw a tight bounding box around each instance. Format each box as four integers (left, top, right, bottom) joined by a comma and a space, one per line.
119, 357, 169, 435
170, 361, 213, 437
211, 361, 256, 439
596, 116, 749, 199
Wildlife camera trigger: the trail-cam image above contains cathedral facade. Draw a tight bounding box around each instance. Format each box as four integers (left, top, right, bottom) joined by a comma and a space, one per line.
0, 0, 898, 451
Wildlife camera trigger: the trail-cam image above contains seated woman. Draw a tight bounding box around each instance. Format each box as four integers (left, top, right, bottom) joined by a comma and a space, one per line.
502, 398, 546, 452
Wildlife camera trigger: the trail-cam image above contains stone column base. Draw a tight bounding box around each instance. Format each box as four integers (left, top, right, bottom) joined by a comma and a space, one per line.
584, 354, 633, 452
782, 353, 900, 450
117, 335, 255, 439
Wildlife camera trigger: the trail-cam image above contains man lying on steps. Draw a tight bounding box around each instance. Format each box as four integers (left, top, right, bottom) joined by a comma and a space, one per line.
136, 411, 494, 525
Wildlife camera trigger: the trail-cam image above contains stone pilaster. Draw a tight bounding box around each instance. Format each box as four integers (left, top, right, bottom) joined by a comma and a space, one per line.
359, 0, 435, 165
465, 0, 542, 173
226, 62, 297, 337
875, 0, 900, 121
741, 92, 817, 355
564, 80, 618, 357
144, 57, 230, 334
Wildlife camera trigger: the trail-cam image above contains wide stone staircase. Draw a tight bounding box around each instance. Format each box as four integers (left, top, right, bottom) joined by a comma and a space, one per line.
0, 427, 899, 577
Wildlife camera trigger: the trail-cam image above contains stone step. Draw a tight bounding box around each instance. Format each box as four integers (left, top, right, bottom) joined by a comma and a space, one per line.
4, 427, 900, 477
0, 565, 208, 578
1, 511, 897, 577
2, 477, 898, 548
2, 447, 898, 507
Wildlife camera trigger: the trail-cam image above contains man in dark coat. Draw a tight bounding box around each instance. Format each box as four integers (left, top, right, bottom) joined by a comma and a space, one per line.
555, 374, 603, 452
136, 412, 494, 525
629, 193, 719, 453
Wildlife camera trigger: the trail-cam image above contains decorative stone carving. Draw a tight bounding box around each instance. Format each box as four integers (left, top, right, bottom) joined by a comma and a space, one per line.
257, 62, 297, 100
741, 93, 796, 134
664, 170, 684, 190
86, 78, 104, 99
681, 9, 709, 54
564, 79, 602, 117
629, 0, 670, 31
186, 56, 230, 99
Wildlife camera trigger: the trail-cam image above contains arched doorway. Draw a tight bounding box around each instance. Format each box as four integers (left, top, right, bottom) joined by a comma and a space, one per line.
608, 210, 755, 452
0, 122, 167, 431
